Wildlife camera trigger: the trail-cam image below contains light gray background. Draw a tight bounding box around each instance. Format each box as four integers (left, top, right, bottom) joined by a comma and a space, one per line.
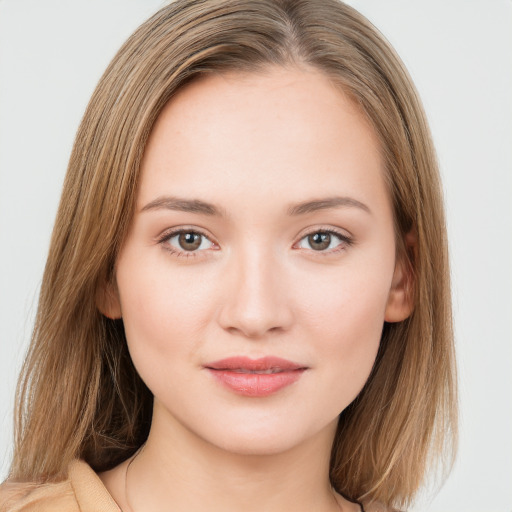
0, 1, 511, 511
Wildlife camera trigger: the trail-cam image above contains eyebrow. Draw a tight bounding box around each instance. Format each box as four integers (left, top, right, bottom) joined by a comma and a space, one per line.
140, 195, 371, 216
141, 196, 227, 216
287, 196, 371, 216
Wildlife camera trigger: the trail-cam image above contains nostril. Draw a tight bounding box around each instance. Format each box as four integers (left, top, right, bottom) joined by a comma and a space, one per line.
216, 261, 295, 337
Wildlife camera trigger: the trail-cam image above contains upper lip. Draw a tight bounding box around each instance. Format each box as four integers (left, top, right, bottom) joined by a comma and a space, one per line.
205, 356, 307, 372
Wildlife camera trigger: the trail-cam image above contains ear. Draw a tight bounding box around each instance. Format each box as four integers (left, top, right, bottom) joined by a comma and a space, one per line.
384, 231, 416, 323
96, 278, 122, 320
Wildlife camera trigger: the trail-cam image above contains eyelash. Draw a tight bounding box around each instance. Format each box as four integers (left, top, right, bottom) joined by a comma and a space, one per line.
157, 227, 353, 259
294, 228, 353, 255
157, 227, 217, 259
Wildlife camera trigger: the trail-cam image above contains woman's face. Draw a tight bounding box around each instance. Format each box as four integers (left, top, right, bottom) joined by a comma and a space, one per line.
105, 67, 411, 455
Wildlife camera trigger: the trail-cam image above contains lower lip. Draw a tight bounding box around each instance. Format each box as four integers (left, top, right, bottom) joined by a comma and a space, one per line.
207, 369, 305, 397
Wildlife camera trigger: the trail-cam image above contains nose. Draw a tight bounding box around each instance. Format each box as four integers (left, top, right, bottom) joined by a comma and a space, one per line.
217, 246, 294, 339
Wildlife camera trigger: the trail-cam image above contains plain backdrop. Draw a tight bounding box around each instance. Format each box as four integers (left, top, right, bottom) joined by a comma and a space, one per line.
0, 1, 511, 511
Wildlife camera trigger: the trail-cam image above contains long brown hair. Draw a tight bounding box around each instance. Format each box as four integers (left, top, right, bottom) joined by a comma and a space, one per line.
9, 0, 457, 508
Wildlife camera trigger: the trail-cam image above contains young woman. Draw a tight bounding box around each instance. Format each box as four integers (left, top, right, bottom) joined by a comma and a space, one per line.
0, 1, 457, 511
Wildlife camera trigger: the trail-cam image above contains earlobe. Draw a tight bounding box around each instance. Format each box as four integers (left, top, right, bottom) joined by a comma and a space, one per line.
384, 232, 416, 323
96, 279, 122, 319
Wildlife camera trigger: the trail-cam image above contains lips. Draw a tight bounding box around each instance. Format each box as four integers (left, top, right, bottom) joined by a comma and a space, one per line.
205, 356, 307, 397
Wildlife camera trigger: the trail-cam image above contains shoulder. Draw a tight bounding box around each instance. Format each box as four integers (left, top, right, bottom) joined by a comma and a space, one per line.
0, 460, 120, 512
0, 479, 77, 512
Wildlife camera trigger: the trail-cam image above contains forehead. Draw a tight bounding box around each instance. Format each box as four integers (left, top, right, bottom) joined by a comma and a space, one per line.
138, 66, 387, 215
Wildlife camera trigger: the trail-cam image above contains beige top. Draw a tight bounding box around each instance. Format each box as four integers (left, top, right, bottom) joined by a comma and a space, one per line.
1, 460, 372, 512
0, 460, 120, 512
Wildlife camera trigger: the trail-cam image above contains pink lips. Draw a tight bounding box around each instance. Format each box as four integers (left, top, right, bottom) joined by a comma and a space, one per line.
205, 356, 307, 397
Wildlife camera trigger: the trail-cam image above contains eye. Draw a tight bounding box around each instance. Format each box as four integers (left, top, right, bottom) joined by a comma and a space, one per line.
160, 229, 217, 257
295, 229, 352, 253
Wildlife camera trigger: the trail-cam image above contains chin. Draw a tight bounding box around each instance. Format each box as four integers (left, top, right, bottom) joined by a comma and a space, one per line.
189, 412, 338, 458
218, 431, 300, 456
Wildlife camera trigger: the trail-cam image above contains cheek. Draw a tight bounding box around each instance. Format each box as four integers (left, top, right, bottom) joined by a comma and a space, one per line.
296, 264, 391, 398
116, 255, 217, 375
299, 261, 390, 339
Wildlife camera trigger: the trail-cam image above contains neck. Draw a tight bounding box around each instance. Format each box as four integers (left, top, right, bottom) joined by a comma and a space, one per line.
124, 404, 342, 512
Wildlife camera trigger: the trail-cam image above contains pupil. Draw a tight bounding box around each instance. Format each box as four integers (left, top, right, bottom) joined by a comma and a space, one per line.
309, 232, 330, 251
179, 232, 201, 250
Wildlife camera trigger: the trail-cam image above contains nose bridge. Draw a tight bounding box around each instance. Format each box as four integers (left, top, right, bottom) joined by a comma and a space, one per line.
218, 239, 293, 338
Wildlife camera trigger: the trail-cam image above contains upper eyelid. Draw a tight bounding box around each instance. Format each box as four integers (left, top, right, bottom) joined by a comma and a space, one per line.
158, 226, 215, 242
295, 225, 353, 242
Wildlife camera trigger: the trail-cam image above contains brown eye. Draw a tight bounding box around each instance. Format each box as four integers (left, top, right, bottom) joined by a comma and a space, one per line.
178, 232, 202, 251
307, 232, 331, 251
163, 230, 215, 254
295, 230, 351, 253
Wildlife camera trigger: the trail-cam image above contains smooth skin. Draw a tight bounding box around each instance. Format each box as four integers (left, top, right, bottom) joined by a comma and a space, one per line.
99, 66, 412, 512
